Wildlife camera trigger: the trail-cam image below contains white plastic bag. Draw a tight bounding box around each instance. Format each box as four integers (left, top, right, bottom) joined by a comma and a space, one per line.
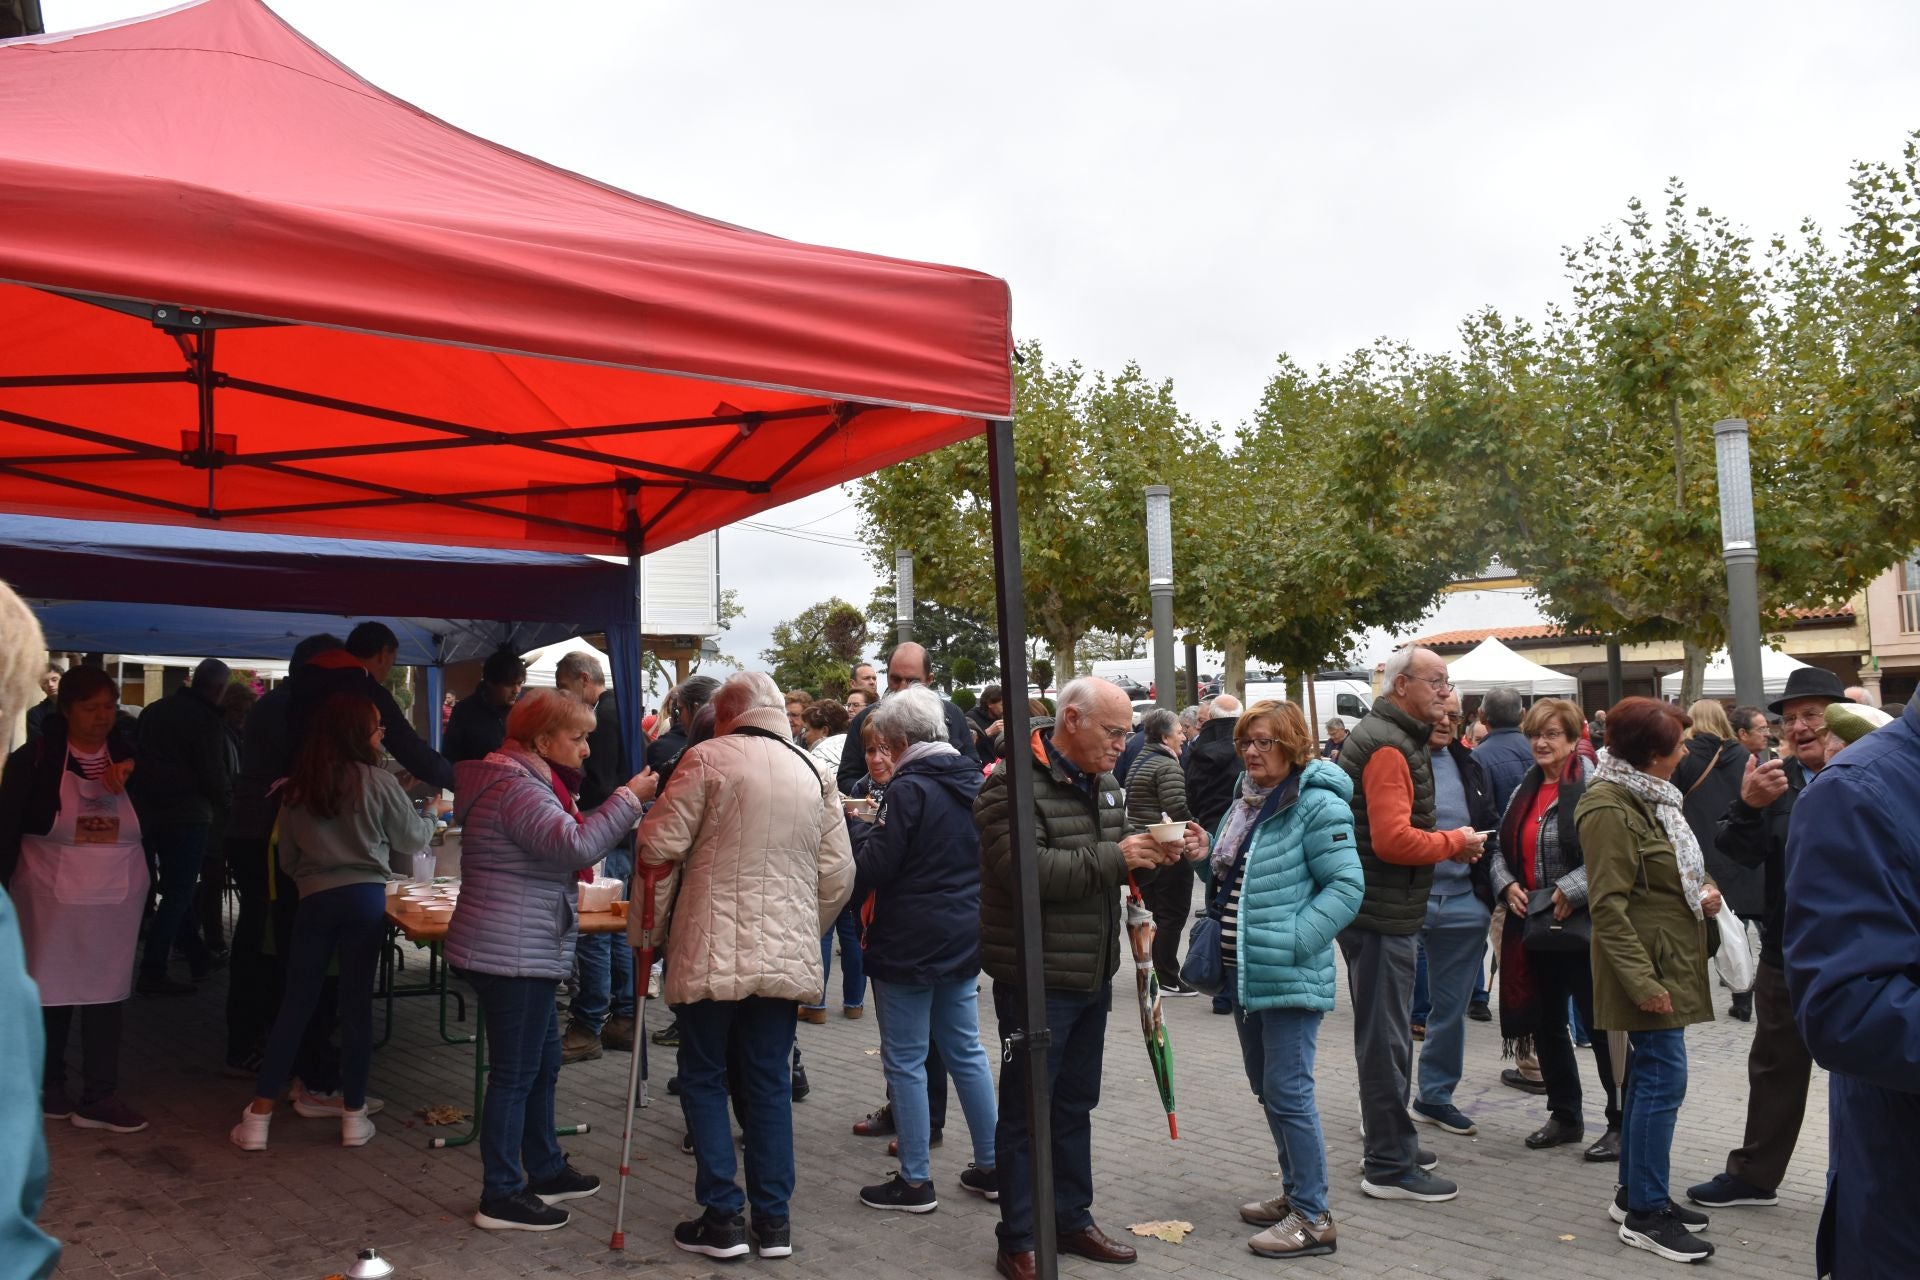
1712, 902, 1756, 993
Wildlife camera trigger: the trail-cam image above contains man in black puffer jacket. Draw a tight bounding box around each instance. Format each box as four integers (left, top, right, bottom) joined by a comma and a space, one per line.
975, 678, 1180, 1279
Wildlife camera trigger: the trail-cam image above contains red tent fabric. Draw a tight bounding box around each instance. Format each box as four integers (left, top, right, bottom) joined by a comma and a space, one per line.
0, 0, 1011, 554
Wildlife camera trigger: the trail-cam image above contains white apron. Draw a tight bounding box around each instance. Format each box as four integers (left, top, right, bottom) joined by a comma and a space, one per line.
13, 755, 149, 1006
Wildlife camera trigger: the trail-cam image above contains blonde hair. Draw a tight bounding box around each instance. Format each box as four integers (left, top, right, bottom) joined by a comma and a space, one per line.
506, 687, 595, 749
1686, 698, 1735, 740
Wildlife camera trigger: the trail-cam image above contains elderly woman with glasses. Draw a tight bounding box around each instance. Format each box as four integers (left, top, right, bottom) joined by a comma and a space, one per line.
1489, 697, 1623, 1162
1185, 700, 1364, 1258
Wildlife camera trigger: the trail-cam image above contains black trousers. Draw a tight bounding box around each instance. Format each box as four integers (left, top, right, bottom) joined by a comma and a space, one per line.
226, 834, 339, 1086
45, 1002, 123, 1105
1531, 947, 1620, 1129
1726, 959, 1811, 1191
1141, 866, 1195, 983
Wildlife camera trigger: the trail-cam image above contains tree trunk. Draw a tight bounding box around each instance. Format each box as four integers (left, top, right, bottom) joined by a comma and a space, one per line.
1679, 640, 1709, 706
1223, 640, 1247, 702
1053, 632, 1080, 683
1284, 666, 1305, 708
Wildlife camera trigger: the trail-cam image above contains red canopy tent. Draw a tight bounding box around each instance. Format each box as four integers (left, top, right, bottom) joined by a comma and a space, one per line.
2, 3, 1064, 1267
0, 0, 1010, 553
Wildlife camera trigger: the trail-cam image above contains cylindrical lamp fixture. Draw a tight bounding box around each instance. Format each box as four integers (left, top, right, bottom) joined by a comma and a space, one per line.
1712, 418, 1764, 708
894, 547, 915, 645
1144, 486, 1176, 710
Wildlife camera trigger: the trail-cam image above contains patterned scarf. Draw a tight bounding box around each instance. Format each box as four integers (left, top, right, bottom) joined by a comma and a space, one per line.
1594, 754, 1706, 919
1210, 774, 1277, 874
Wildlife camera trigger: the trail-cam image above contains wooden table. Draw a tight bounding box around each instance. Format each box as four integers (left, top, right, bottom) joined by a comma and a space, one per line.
382, 898, 631, 1149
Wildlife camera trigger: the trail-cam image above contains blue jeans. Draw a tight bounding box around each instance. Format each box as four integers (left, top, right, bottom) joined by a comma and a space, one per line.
254, 883, 386, 1109
677, 997, 797, 1220
872, 977, 997, 1182
1228, 971, 1332, 1219
992, 980, 1107, 1253
806, 903, 865, 1011
570, 934, 634, 1030
1415, 891, 1492, 1108
1412, 938, 1489, 1024
1620, 1028, 1688, 1213
141, 822, 211, 977
466, 973, 567, 1203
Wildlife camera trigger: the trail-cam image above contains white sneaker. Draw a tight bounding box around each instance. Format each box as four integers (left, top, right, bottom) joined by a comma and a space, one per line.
341, 1107, 375, 1148
291, 1082, 385, 1118
230, 1106, 271, 1151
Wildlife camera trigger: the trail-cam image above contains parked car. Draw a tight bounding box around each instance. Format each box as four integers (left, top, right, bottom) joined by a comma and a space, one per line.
1130, 699, 1156, 728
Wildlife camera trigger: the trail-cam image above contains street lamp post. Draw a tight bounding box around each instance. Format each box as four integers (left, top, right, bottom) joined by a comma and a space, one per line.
1145, 486, 1175, 711
1713, 418, 1764, 708
894, 547, 915, 645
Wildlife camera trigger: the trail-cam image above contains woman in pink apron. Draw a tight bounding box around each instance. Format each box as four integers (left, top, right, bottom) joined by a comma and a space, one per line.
0, 666, 148, 1133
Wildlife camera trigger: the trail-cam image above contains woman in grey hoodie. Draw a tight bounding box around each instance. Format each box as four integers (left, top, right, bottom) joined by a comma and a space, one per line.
230, 695, 434, 1152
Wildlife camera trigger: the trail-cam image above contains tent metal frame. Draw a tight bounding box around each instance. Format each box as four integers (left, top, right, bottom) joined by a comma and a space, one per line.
0, 293, 864, 548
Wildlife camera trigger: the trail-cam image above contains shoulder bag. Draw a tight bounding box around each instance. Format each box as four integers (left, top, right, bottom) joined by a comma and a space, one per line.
1180, 851, 1245, 997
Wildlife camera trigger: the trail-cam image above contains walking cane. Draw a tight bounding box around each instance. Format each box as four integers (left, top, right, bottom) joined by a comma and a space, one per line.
611, 859, 667, 1251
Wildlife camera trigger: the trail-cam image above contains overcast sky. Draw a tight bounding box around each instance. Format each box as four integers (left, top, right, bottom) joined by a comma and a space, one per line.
51, 0, 1920, 671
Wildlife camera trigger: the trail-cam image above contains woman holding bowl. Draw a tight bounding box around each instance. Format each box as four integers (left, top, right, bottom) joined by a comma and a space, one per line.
1187, 699, 1363, 1258
1579, 697, 1721, 1264
448, 688, 656, 1233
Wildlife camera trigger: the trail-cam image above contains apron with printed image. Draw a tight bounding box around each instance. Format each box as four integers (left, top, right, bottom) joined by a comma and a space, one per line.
13, 754, 149, 1006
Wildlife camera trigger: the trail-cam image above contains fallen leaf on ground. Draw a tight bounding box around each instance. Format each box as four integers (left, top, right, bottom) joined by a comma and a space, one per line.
418, 1104, 472, 1126
1128, 1220, 1194, 1244
1558, 1234, 1576, 1242
863, 1048, 881, 1056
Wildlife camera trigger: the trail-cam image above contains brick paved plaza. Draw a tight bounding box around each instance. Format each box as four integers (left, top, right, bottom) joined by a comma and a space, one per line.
42, 955, 1827, 1280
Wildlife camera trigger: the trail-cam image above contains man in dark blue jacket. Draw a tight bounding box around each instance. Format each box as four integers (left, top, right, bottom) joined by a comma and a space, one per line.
835, 643, 977, 797
1782, 692, 1920, 1279
1469, 687, 1533, 815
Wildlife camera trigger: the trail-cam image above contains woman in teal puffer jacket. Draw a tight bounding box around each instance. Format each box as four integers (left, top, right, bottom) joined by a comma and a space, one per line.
1188, 700, 1363, 1260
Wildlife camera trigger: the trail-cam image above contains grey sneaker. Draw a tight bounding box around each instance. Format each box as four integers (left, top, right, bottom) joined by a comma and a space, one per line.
1360, 1169, 1458, 1202
1249, 1211, 1337, 1258
1239, 1194, 1292, 1227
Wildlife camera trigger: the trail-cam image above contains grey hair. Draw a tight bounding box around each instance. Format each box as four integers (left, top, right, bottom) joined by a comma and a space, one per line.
1481, 686, 1523, 729
1142, 708, 1179, 744
1380, 646, 1418, 690
1205, 693, 1241, 718
1324, 716, 1345, 732
1179, 705, 1202, 732
555, 649, 606, 685
867, 685, 946, 746
713, 671, 784, 726
1055, 676, 1115, 717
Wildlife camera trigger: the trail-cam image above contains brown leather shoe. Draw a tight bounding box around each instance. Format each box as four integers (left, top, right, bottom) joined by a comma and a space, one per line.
995, 1250, 1037, 1280
1058, 1224, 1137, 1264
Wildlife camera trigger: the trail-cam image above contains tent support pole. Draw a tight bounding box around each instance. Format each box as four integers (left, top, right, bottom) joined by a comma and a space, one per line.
985, 416, 1057, 1280
190, 328, 217, 515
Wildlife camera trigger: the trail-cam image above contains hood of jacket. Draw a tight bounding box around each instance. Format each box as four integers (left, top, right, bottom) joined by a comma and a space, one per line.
893, 748, 985, 802
453, 745, 549, 825
1296, 756, 1354, 805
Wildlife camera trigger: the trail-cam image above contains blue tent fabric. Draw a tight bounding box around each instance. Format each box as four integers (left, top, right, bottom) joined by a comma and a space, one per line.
0, 514, 644, 759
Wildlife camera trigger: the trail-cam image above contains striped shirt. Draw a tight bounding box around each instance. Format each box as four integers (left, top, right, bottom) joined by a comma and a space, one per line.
69, 744, 110, 781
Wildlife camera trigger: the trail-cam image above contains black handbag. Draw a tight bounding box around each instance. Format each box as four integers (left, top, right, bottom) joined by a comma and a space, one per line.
1180, 850, 1245, 997
1523, 887, 1591, 952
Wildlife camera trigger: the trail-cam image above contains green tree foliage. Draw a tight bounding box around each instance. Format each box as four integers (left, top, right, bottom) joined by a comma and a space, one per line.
760, 596, 869, 697
856, 340, 1212, 682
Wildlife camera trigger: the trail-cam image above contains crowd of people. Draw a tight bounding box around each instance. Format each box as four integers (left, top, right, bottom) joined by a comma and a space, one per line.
2, 618, 1916, 1277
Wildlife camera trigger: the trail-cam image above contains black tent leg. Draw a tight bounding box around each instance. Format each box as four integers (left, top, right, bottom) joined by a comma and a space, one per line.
986, 417, 1056, 1279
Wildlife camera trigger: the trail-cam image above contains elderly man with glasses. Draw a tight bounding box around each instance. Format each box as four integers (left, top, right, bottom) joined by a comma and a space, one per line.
1335, 647, 1486, 1204
834, 642, 978, 797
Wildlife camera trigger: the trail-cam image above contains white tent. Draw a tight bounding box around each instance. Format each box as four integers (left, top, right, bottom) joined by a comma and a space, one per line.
522, 637, 613, 689
1444, 636, 1578, 698
1661, 647, 1810, 700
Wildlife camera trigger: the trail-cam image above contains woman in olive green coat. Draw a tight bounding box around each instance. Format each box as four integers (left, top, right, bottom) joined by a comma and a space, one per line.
1576, 698, 1725, 1266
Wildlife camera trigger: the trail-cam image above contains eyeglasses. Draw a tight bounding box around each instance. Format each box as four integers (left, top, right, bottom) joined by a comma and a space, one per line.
1240, 736, 1280, 754
1780, 710, 1828, 729
1444, 713, 1464, 724
1096, 722, 1130, 743
1528, 728, 1568, 742
1406, 674, 1454, 692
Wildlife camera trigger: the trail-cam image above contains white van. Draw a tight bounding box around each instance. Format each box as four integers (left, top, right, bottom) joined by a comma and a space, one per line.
1241, 675, 1372, 729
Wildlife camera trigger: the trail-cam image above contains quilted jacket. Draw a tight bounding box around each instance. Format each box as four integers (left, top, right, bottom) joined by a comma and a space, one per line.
1227, 759, 1365, 1012
635, 706, 855, 1006
445, 745, 642, 980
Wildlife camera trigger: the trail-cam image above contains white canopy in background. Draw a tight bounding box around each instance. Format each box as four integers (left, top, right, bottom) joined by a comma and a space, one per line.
1661, 647, 1810, 700
522, 637, 614, 689
1444, 636, 1579, 698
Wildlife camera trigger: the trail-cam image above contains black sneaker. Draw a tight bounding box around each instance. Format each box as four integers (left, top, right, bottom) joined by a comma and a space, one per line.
1611, 1187, 1708, 1233
674, 1207, 749, 1259
1157, 974, 1200, 997
527, 1163, 600, 1204
651, 1018, 681, 1047
860, 1171, 938, 1213
666, 1074, 681, 1096
751, 1216, 792, 1259
474, 1187, 570, 1232
1685, 1172, 1778, 1207
959, 1164, 999, 1201
1620, 1208, 1716, 1262
1359, 1169, 1458, 1202
1467, 999, 1492, 1021
680, 1131, 694, 1155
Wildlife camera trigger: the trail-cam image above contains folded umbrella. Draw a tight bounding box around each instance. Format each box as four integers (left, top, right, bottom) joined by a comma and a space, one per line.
1125, 877, 1177, 1140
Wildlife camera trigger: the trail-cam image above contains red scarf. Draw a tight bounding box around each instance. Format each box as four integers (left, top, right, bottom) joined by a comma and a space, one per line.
539, 757, 593, 883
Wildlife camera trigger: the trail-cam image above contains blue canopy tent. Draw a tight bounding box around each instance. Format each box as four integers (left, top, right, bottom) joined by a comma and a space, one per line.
0, 515, 645, 769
